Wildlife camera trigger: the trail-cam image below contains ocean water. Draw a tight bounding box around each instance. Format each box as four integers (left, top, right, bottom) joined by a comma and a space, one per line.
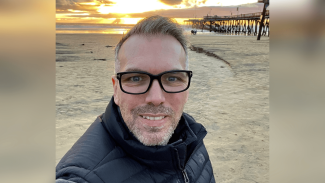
56, 23, 268, 37
56, 23, 134, 34
56, 23, 194, 35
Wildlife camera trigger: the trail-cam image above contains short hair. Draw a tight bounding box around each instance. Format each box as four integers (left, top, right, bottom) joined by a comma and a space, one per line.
114, 15, 188, 73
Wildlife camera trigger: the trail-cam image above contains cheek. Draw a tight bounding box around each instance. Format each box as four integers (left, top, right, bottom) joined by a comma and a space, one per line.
167, 92, 188, 112
119, 93, 145, 111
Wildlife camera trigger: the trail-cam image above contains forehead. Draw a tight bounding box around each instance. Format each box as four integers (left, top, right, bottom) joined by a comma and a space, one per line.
118, 34, 186, 73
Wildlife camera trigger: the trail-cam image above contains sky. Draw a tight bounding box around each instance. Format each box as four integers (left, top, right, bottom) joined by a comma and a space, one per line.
56, 0, 264, 24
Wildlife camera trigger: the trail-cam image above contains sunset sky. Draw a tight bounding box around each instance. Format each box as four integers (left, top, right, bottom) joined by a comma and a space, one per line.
56, 0, 264, 24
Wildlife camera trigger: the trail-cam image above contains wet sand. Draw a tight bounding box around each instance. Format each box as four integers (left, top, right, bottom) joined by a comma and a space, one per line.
187, 34, 269, 183
56, 33, 269, 182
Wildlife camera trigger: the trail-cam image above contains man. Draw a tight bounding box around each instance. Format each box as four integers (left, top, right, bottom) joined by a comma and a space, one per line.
56, 16, 215, 183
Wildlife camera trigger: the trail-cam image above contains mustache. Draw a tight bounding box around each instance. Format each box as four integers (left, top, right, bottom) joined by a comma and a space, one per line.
131, 104, 174, 115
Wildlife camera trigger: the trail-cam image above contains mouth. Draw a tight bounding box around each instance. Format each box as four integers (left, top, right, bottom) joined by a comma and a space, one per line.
139, 114, 168, 128
140, 115, 166, 121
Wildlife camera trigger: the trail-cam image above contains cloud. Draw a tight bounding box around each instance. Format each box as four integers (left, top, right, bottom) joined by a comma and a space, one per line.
56, 0, 114, 10
112, 18, 121, 24
102, 0, 115, 3
119, 4, 263, 19
56, 0, 77, 9
198, 0, 207, 5
181, 0, 207, 8
159, 0, 183, 6
56, 0, 263, 22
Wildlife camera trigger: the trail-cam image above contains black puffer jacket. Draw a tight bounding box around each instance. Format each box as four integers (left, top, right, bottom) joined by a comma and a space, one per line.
56, 97, 215, 183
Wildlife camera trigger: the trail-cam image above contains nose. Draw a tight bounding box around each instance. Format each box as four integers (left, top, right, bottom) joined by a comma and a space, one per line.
145, 79, 165, 106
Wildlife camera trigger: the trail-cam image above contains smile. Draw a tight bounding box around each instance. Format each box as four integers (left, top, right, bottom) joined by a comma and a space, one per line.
140, 115, 166, 121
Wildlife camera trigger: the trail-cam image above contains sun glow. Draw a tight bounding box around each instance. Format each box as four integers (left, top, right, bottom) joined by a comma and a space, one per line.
199, 0, 258, 6
79, 2, 98, 6
67, 9, 88, 13
94, 0, 258, 15
56, 0, 260, 25
98, 18, 116, 24
56, 13, 90, 18
97, 4, 110, 14
97, 0, 173, 14
120, 18, 143, 24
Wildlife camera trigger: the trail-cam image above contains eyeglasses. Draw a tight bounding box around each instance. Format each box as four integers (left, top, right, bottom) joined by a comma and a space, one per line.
116, 70, 193, 95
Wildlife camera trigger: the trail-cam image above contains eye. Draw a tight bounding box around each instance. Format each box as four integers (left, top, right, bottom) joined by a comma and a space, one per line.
130, 76, 142, 82
167, 77, 177, 82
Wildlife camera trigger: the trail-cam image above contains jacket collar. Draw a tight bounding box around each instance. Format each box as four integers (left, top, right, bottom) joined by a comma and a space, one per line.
102, 97, 205, 171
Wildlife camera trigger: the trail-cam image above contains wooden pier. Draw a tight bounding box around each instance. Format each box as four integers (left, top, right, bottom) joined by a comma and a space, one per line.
184, 10, 269, 36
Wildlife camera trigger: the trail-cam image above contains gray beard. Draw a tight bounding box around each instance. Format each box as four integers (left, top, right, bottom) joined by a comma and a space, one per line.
132, 123, 175, 146
120, 103, 181, 146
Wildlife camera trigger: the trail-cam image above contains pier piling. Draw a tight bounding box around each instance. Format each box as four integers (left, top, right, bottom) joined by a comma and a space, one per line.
185, 7, 269, 38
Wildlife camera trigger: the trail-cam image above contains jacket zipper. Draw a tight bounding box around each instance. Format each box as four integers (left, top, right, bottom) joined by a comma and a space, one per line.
182, 169, 189, 183
175, 128, 207, 183
175, 148, 190, 183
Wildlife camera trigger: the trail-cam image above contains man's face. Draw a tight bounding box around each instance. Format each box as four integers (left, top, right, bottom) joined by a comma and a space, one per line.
112, 34, 189, 146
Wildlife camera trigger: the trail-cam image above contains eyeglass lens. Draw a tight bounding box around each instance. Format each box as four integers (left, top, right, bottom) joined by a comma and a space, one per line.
120, 72, 189, 93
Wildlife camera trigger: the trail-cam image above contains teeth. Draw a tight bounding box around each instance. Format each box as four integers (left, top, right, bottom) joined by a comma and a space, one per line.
142, 116, 165, 120
155, 116, 163, 120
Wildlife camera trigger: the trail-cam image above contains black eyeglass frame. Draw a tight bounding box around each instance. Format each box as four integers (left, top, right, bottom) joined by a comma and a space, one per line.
116, 70, 193, 95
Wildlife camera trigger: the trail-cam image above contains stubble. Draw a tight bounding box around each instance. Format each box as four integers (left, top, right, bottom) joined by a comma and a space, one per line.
120, 103, 182, 146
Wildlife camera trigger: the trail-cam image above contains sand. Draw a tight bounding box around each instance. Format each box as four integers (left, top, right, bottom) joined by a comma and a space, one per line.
56, 33, 269, 182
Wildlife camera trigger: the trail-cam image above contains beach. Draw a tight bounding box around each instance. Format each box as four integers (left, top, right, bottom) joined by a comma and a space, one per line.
56, 32, 269, 182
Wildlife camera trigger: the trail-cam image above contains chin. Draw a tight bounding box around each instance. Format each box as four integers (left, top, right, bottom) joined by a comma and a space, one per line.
133, 126, 175, 146
119, 103, 182, 146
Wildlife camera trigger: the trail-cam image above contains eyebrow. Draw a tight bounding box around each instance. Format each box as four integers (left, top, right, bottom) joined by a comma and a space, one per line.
124, 68, 146, 72
124, 68, 184, 72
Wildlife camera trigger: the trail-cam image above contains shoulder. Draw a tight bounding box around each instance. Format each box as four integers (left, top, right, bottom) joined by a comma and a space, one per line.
57, 115, 118, 169
186, 142, 215, 183
56, 115, 149, 183
56, 115, 128, 182
182, 112, 207, 137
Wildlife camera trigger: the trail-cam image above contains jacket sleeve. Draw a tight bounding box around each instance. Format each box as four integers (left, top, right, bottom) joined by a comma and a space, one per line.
56, 175, 89, 183
56, 178, 78, 183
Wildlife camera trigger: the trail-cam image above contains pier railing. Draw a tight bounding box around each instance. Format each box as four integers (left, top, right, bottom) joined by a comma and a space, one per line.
202, 10, 269, 20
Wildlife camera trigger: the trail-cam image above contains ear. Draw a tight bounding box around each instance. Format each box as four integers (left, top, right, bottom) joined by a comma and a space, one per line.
111, 75, 119, 106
